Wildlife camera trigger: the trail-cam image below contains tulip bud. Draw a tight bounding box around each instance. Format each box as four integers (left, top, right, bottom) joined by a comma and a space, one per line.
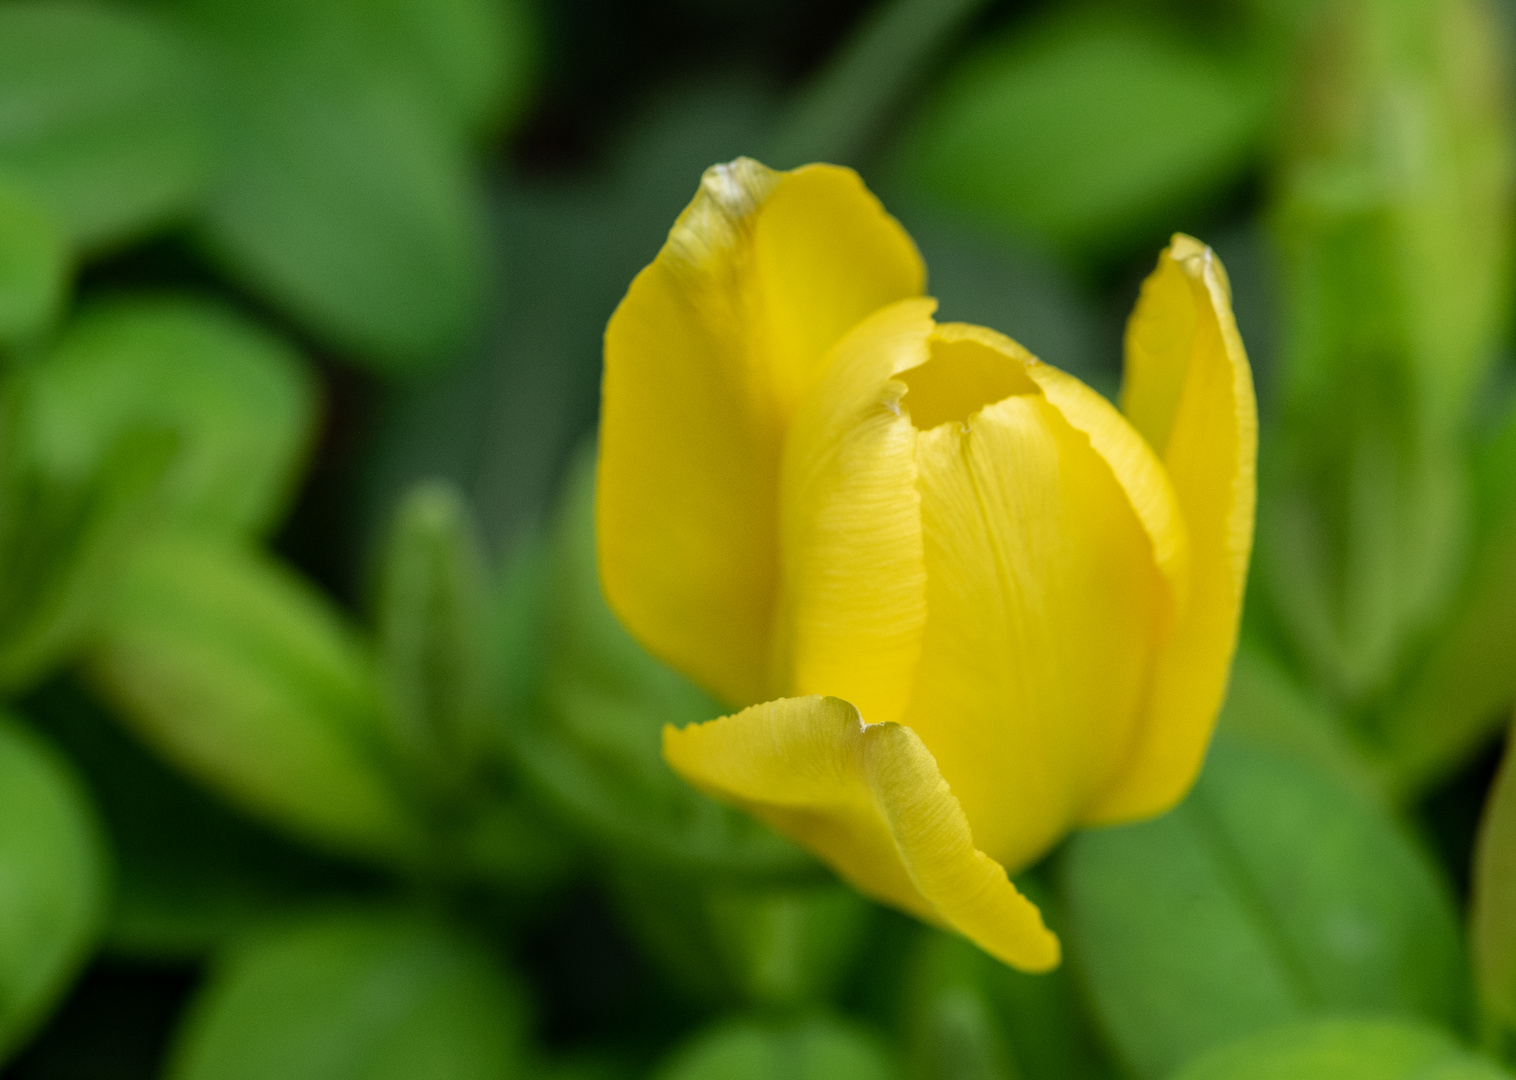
598, 159, 1257, 969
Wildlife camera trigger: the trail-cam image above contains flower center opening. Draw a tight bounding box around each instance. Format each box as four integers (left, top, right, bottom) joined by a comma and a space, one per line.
899, 334, 1037, 430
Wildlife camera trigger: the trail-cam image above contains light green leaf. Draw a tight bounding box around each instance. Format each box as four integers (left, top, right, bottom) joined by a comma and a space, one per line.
167, 909, 528, 1080
87, 533, 426, 866
0, 1, 208, 247
1375, 397, 1516, 795
22, 295, 315, 539
900, 9, 1272, 255
1169, 1018, 1509, 1080
0, 177, 68, 345
1061, 737, 1467, 1080
170, 0, 489, 368
653, 1017, 895, 1080
504, 451, 812, 879
376, 481, 491, 800
0, 715, 108, 1062
0, 422, 174, 691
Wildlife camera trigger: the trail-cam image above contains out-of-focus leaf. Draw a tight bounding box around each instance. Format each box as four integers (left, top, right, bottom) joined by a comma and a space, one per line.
653, 1017, 895, 1080
167, 909, 529, 1080
611, 872, 873, 1010
0, 1, 208, 247
0, 178, 68, 345
0, 423, 174, 692
1217, 641, 1384, 799
1169, 1018, 1509, 1080
376, 481, 491, 800
168, 0, 494, 369
900, 9, 1272, 256
88, 532, 426, 866
1260, 0, 1513, 710
353, 0, 537, 140
1061, 737, 1467, 1080
22, 296, 315, 539
767, 0, 990, 168
0, 715, 108, 1062
904, 881, 1115, 1080
504, 451, 812, 879
1473, 720, 1516, 1036
1376, 397, 1516, 795
29, 678, 379, 960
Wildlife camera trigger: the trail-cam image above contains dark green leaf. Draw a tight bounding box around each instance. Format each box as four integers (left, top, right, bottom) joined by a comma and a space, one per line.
0, 715, 108, 1062
611, 871, 873, 1009
900, 9, 1272, 256
376, 481, 491, 800
1061, 738, 1467, 1080
22, 295, 316, 539
87, 533, 426, 866
167, 909, 529, 1080
0, 1, 208, 247
1170, 1018, 1509, 1080
171, 0, 490, 367
505, 450, 812, 879
653, 1017, 895, 1080
1473, 721, 1516, 1034
29, 678, 380, 960
0, 177, 68, 345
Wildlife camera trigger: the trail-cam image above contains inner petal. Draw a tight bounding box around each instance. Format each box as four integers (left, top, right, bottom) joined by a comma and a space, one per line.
900, 332, 1039, 430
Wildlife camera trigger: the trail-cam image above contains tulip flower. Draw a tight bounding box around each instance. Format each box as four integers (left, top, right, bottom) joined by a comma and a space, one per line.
597, 158, 1256, 970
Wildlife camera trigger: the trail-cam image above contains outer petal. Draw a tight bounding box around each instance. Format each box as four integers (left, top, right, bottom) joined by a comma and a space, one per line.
771, 299, 935, 727
1086, 234, 1258, 823
663, 695, 1060, 971
599, 159, 924, 707
900, 328, 1173, 873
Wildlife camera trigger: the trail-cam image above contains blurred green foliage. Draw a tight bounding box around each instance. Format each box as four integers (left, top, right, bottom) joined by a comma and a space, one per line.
2, 0, 1516, 1078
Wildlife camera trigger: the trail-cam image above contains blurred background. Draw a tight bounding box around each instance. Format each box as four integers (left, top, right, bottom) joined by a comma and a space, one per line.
3, 0, 1516, 1077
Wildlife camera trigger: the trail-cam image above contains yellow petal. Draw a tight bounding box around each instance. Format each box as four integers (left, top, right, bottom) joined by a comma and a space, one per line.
663, 695, 1060, 972
771, 298, 936, 727
599, 159, 924, 707
1087, 234, 1258, 822
899, 326, 1172, 872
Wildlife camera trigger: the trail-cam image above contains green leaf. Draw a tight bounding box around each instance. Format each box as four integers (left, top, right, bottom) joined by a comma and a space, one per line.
504, 450, 812, 879
903, 890, 1115, 1080
29, 678, 379, 960
610, 871, 874, 1009
0, 177, 68, 345
900, 9, 1273, 256
1375, 398, 1516, 795
0, 715, 108, 1062
22, 295, 316, 539
87, 532, 426, 866
653, 1017, 895, 1080
0, 420, 175, 691
167, 909, 529, 1080
0, 1, 208, 247
169, 0, 490, 368
1473, 721, 1516, 1036
1259, 0, 1514, 710
1060, 737, 1468, 1080
1169, 1018, 1510, 1080
376, 481, 491, 800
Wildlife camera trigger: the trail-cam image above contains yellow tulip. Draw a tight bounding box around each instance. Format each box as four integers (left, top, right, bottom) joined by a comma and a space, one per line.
597, 158, 1256, 971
